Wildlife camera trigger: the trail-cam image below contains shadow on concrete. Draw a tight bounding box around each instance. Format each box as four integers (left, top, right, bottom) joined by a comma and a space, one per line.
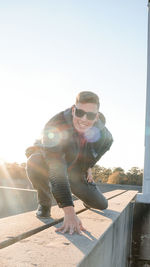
51, 207, 120, 256
87, 208, 120, 219
53, 224, 98, 255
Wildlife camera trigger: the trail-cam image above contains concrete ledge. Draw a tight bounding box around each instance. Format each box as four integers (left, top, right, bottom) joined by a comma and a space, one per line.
0, 184, 140, 218
0, 190, 125, 249
136, 192, 150, 203
0, 186, 37, 218
0, 190, 137, 267
79, 192, 135, 267
0, 199, 85, 249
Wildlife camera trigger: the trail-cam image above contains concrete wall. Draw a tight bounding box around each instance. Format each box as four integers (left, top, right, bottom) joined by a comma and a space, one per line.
0, 183, 140, 219
0, 186, 38, 218
130, 203, 150, 267
0, 177, 33, 189
0, 187, 138, 267
79, 202, 134, 267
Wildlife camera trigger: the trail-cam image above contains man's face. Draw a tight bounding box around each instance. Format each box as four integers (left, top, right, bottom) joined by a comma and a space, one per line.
72, 102, 99, 134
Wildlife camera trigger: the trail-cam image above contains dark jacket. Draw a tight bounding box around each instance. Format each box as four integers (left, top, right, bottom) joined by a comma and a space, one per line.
26, 107, 113, 208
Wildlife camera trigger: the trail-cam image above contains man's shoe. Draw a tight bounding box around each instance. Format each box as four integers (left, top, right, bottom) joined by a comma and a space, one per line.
36, 204, 51, 218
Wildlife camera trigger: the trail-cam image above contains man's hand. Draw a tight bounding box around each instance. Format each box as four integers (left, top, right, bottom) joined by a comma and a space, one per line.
87, 168, 94, 183
55, 206, 86, 235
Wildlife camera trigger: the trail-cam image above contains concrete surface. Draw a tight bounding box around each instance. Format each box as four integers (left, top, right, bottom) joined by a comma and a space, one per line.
0, 190, 125, 249
0, 183, 141, 218
0, 190, 137, 267
0, 186, 38, 218
0, 199, 84, 249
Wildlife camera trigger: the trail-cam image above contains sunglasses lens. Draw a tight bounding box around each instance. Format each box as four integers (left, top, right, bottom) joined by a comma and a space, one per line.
86, 113, 97, 120
75, 108, 85, 117
75, 107, 97, 120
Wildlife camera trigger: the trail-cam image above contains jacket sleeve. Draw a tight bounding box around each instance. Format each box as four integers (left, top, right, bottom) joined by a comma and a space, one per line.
41, 121, 74, 208
89, 127, 113, 168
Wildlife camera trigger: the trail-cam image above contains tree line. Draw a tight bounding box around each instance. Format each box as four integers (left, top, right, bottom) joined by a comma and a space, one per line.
92, 165, 143, 186
0, 162, 143, 188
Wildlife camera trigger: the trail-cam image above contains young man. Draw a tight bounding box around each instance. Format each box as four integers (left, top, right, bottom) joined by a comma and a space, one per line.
26, 91, 113, 235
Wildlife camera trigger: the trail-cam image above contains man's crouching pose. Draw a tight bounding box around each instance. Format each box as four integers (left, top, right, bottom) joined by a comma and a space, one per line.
26, 91, 113, 235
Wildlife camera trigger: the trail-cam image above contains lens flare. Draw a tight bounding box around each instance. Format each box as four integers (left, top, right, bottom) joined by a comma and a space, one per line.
84, 127, 101, 142
42, 127, 68, 147
48, 132, 55, 139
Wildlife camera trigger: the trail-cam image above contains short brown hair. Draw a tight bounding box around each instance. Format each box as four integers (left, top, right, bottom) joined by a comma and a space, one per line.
76, 91, 100, 109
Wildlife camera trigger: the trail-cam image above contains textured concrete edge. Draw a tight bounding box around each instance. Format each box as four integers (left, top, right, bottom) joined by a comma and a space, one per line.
0, 187, 38, 218
0, 186, 36, 192
0, 190, 127, 250
0, 217, 64, 249
78, 195, 136, 267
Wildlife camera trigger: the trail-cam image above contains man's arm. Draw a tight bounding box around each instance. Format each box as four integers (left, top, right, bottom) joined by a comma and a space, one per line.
45, 156, 74, 207
42, 120, 86, 235
46, 157, 86, 235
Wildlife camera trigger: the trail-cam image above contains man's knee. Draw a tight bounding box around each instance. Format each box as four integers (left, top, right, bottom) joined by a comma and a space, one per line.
26, 153, 49, 177
27, 153, 43, 166
94, 195, 108, 210
84, 197, 108, 211
101, 198, 108, 210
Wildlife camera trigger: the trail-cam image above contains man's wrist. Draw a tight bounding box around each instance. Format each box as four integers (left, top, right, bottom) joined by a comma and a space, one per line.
63, 206, 75, 215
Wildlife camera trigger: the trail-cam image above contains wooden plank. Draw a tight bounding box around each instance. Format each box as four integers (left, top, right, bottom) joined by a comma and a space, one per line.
0, 191, 137, 267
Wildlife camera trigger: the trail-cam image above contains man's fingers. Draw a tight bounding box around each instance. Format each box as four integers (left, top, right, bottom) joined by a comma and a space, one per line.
79, 222, 86, 231
55, 217, 86, 235
61, 229, 68, 234
56, 226, 83, 235
55, 228, 63, 232
78, 221, 86, 231
69, 227, 75, 235
80, 225, 86, 231
76, 227, 82, 235
87, 175, 93, 182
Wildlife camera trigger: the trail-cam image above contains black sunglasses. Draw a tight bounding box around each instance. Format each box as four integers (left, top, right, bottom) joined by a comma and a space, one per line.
74, 106, 97, 121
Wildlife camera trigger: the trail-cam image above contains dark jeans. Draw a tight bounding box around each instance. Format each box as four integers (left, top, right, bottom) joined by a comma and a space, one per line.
26, 153, 108, 210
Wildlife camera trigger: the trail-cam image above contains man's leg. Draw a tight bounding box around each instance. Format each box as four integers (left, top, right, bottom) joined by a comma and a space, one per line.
68, 168, 108, 210
26, 153, 52, 217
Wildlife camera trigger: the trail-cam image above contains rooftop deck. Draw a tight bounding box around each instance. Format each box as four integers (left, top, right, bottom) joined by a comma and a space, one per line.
0, 187, 137, 267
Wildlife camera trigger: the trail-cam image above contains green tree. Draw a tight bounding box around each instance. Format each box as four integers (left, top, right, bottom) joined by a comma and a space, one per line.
126, 167, 143, 185
92, 165, 112, 183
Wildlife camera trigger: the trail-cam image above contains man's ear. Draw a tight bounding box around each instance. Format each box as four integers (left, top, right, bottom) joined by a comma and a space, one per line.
99, 112, 106, 125
95, 113, 99, 122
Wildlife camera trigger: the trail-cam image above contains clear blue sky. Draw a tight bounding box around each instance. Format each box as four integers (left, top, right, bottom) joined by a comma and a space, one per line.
0, 0, 148, 171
